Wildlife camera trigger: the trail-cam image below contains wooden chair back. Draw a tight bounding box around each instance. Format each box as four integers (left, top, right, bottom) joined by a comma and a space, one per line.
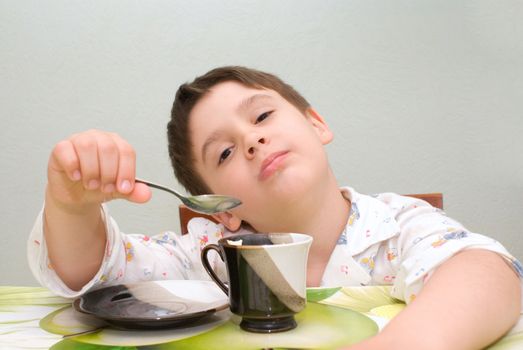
178, 193, 443, 235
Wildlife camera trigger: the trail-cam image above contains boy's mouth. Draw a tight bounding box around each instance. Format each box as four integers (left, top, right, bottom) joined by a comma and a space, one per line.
259, 151, 289, 181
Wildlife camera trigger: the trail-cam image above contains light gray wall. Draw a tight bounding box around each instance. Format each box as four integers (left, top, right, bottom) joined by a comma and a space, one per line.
1, 0, 522, 285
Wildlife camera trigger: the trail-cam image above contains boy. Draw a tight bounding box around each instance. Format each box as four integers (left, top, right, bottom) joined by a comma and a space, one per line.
29, 66, 522, 349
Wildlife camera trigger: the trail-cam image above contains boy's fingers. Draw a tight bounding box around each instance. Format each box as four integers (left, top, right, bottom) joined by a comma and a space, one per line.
70, 133, 101, 191
50, 130, 148, 204
96, 133, 120, 194
111, 134, 136, 195
49, 140, 81, 182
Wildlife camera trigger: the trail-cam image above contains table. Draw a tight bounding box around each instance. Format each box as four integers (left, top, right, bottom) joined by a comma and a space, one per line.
1, 285, 522, 349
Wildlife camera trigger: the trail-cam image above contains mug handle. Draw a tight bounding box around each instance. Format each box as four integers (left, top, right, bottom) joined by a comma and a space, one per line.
201, 244, 229, 295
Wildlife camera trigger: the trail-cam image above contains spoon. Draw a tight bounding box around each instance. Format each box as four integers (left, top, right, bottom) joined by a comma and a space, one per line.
135, 178, 241, 214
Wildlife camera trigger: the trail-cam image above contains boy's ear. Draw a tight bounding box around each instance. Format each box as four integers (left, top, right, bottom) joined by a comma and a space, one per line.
212, 211, 242, 232
306, 107, 333, 145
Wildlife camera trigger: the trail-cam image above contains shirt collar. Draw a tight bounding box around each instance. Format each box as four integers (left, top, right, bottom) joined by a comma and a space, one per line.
338, 187, 400, 256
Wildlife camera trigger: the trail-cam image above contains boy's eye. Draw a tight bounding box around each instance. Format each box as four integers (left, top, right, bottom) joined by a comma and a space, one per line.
218, 147, 232, 165
255, 111, 273, 124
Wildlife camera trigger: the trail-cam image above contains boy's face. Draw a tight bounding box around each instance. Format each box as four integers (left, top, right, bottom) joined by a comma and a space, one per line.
189, 81, 333, 232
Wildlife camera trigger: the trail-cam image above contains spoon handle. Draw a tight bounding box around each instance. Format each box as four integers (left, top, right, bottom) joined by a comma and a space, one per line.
135, 178, 184, 201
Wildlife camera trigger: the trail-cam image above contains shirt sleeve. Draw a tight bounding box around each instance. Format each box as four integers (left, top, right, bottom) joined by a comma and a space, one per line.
386, 194, 523, 304
27, 204, 226, 298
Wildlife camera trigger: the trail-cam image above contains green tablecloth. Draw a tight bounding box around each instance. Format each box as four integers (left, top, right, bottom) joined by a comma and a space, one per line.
1, 286, 521, 349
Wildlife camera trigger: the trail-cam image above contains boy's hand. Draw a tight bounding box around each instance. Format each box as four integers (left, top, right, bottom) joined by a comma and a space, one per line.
47, 129, 151, 209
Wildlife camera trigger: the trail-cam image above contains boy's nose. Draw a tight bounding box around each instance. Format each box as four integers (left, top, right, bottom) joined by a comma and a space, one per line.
246, 135, 266, 157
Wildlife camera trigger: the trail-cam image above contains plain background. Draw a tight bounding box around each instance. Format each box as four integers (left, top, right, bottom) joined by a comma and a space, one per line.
1, 1, 522, 286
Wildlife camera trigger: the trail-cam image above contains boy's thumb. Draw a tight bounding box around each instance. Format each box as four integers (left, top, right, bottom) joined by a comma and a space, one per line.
123, 182, 152, 203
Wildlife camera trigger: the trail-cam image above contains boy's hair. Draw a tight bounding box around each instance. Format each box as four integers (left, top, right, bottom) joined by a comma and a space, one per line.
167, 66, 310, 195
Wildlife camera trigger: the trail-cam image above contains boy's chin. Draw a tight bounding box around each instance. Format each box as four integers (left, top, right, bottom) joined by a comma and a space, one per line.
267, 168, 319, 195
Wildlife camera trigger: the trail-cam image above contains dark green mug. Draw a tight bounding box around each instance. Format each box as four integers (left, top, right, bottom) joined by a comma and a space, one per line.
201, 233, 312, 333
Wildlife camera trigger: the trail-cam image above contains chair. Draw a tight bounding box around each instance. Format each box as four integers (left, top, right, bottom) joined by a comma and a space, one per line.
178, 193, 443, 235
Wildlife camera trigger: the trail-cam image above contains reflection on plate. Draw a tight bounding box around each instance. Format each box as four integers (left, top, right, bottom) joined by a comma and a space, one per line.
73, 280, 229, 330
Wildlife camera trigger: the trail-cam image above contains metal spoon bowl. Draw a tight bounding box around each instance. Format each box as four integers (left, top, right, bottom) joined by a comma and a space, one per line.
135, 178, 241, 214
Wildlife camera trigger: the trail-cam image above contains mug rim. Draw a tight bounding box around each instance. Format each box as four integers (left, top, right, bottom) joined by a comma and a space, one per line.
218, 232, 313, 248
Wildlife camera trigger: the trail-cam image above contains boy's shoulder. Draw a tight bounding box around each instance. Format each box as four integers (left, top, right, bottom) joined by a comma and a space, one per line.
341, 187, 434, 214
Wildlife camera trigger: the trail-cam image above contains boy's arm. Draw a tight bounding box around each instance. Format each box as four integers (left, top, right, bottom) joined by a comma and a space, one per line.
43, 191, 107, 291
42, 130, 151, 291
350, 249, 521, 350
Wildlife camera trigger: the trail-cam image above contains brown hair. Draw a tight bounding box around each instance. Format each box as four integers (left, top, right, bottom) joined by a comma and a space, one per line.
167, 66, 310, 195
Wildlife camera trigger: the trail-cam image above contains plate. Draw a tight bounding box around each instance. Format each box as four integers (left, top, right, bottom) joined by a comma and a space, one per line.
73, 280, 229, 330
